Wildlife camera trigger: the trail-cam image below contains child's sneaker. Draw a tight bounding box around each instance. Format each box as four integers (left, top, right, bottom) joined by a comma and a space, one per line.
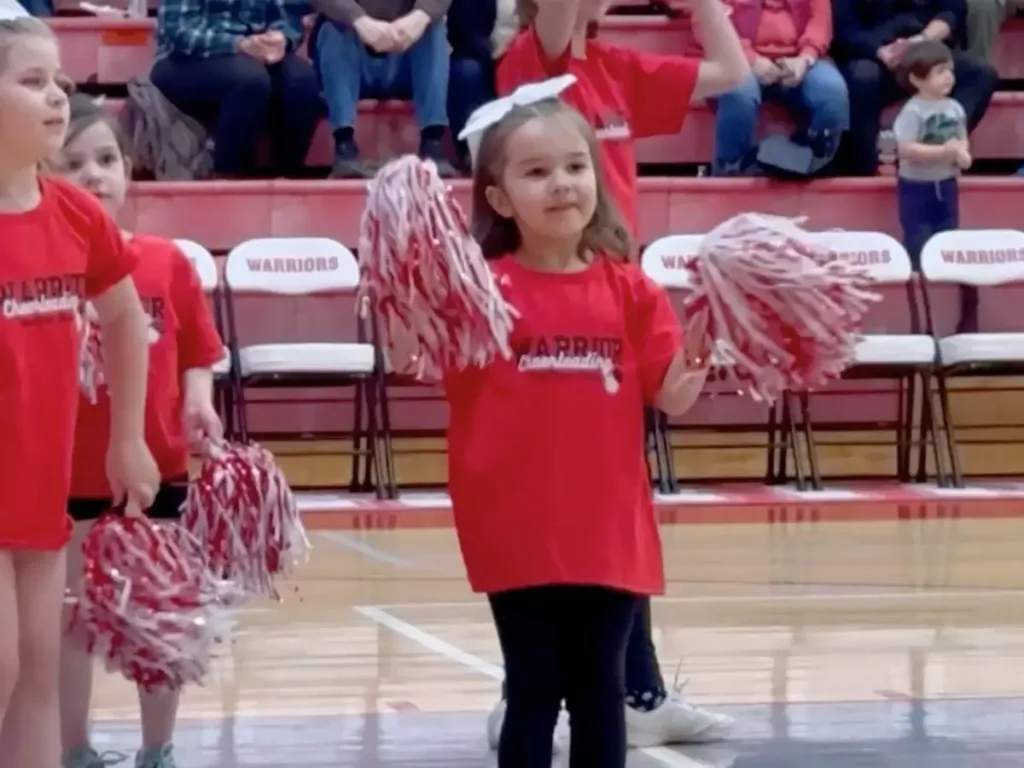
626, 685, 734, 746
63, 747, 128, 768
135, 744, 177, 768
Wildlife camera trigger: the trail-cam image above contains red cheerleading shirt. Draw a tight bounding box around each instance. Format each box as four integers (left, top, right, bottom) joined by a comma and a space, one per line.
445, 256, 683, 595
70, 235, 224, 499
498, 29, 700, 237
0, 177, 137, 550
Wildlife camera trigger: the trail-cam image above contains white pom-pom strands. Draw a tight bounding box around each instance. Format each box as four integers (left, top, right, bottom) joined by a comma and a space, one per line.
184, 441, 309, 601
683, 213, 880, 404
357, 156, 517, 381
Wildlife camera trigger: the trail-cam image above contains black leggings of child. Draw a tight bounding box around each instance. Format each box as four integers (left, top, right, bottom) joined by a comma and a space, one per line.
489, 585, 640, 768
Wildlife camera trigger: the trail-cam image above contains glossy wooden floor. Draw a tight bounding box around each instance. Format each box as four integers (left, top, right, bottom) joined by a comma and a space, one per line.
89, 502, 1024, 767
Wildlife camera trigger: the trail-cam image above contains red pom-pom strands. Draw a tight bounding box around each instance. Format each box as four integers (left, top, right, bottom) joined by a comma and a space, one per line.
70, 516, 232, 692
681, 214, 880, 404
184, 441, 308, 600
357, 155, 516, 381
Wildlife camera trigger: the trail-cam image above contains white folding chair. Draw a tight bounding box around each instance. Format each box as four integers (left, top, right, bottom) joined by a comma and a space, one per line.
221, 237, 387, 497
920, 228, 1024, 486
784, 231, 947, 488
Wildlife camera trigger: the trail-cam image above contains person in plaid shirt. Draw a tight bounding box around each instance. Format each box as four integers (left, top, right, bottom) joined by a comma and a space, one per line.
150, 0, 321, 177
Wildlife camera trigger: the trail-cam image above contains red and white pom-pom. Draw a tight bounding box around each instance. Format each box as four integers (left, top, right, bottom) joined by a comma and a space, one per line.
184, 441, 308, 600
70, 515, 231, 691
357, 155, 517, 381
683, 214, 880, 403
77, 302, 104, 403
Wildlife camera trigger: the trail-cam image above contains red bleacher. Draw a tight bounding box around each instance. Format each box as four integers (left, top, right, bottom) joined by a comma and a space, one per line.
54, 16, 1024, 171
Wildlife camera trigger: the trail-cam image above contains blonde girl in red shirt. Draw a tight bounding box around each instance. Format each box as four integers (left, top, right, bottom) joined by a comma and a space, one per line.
0, 11, 159, 768
491, 0, 748, 748
438, 89, 706, 767
50, 94, 226, 768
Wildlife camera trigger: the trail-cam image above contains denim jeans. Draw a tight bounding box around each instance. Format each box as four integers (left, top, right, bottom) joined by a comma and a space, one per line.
448, 55, 496, 154
712, 60, 850, 175
314, 16, 449, 132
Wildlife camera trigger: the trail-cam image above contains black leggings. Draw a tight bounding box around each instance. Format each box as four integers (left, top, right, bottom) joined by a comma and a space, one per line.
150, 52, 321, 177
489, 585, 640, 768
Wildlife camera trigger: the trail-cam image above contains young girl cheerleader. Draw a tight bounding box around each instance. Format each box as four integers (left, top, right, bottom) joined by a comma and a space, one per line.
491, 0, 748, 747
0, 11, 159, 768
449, 93, 708, 767
52, 94, 225, 768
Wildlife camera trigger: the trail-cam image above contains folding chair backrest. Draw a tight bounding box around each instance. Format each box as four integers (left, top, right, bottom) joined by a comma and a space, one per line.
222, 237, 363, 346
173, 239, 219, 292
920, 229, 1024, 336
811, 230, 919, 336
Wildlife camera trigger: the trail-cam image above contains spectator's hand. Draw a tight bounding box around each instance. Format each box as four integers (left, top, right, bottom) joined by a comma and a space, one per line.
778, 56, 810, 86
956, 147, 973, 169
752, 56, 783, 85
389, 9, 430, 52
238, 35, 267, 60
255, 30, 286, 63
877, 39, 909, 69
354, 15, 399, 53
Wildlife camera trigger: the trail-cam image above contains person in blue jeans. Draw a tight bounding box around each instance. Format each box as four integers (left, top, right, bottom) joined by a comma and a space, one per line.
713, 0, 849, 176
311, 0, 456, 178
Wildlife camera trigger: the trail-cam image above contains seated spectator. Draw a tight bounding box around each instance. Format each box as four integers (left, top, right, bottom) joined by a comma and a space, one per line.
311, 0, 456, 178
447, 0, 519, 170
713, 0, 849, 176
149, 0, 320, 179
964, 0, 1012, 64
829, 0, 996, 176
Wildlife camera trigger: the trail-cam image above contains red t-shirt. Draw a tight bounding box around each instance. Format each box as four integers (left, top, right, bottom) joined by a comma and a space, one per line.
0, 177, 137, 549
70, 235, 224, 499
446, 255, 682, 595
498, 29, 700, 237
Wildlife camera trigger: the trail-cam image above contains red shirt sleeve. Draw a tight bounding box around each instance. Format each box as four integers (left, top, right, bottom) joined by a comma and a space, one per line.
626, 267, 683, 405
497, 28, 572, 95
169, 247, 224, 371
611, 49, 701, 139
82, 192, 137, 299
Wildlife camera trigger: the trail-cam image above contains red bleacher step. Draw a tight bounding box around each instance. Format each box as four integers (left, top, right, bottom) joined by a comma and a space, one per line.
102, 91, 1024, 168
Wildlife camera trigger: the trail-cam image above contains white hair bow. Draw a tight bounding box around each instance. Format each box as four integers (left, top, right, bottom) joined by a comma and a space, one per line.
457, 74, 578, 167
0, 0, 29, 19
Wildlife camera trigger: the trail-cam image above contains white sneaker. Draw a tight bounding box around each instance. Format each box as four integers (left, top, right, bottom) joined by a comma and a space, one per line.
486, 699, 570, 751
626, 685, 734, 747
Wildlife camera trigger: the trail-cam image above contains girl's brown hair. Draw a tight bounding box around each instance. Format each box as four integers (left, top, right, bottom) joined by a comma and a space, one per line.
471, 98, 632, 260
65, 92, 131, 156
0, 16, 54, 73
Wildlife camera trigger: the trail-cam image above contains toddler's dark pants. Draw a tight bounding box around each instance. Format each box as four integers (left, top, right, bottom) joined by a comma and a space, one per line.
489, 584, 641, 768
898, 176, 978, 331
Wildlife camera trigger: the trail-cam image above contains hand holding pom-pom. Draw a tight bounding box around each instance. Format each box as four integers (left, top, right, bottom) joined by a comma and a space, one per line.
70, 515, 232, 691
682, 214, 880, 403
357, 155, 517, 381
184, 441, 308, 600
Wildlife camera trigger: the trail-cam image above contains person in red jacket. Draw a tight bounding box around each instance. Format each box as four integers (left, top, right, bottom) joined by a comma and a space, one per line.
714, 0, 849, 176
443, 83, 709, 767
491, 0, 745, 748
50, 94, 225, 768
0, 14, 158, 768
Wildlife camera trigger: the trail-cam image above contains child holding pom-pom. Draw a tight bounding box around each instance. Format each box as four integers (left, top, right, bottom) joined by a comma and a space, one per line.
51, 94, 225, 768
393, 88, 708, 767
0, 12, 159, 768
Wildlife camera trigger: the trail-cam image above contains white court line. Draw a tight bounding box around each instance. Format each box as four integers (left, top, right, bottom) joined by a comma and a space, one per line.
318, 530, 421, 569
353, 605, 503, 679
372, 588, 1024, 611
353, 604, 696, 767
